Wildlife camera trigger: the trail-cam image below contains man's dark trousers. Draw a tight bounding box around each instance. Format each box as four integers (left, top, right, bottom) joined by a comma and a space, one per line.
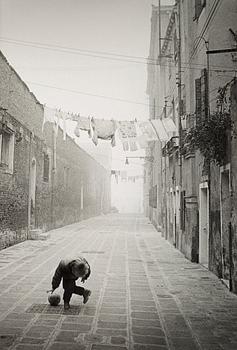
63, 279, 84, 303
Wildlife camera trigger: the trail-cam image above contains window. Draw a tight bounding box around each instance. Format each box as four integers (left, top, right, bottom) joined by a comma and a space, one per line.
200, 68, 208, 120
63, 166, 70, 188
173, 30, 178, 63
0, 129, 15, 173
149, 185, 157, 208
195, 68, 208, 124
195, 77, 201, 123
193, 0, 206, 21
180, 190, 186, 231
43, 153, 50, 182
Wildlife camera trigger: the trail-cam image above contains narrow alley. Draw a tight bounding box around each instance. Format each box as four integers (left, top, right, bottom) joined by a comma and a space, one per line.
0, 214, 236, 350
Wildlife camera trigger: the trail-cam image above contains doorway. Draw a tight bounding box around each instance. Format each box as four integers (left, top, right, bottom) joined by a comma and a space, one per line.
199, 182, 209, 267
220, 167, 231, 286
29, 158, 36, 228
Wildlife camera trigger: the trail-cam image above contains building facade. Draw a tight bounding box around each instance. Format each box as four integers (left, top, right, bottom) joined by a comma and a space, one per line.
147, 0, 237, 293
145, 4, 174, 230
0, 51, 111, 250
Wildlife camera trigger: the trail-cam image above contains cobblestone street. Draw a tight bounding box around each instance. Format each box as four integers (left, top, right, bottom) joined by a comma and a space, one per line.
0, 214, 237, 350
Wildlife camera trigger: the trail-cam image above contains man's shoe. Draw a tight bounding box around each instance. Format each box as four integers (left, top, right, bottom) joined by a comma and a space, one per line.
64, 302, 70, 310
83, 289, 91, 304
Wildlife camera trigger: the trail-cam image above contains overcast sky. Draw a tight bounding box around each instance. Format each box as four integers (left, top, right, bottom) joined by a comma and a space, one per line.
0, 0, 174, 121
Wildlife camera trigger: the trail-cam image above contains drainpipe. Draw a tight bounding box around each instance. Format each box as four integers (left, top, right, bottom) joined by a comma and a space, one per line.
177, 0, 183, 248
177, 0, 182, 184
27, 132, 32, 239
50, 125, 56, 229
229, 79, 236, 291
229, 222, 233, 291
158, 0, 162, 59
163, 101, 168, 239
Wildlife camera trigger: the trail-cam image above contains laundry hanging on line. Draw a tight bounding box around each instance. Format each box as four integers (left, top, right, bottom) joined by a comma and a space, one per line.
72, 115, 117, 146
42, 105, 178, 149
138, 121, 157, 141
121, 139, 129, 152
117, 121, 137, 139
118, 121, 138, 152
57, 110, 68, 141
42, 106, 57, 131
128, 137, 138, 152
89, 117, 98, 146
42, 106, 68, 141
136, 134, 149, 149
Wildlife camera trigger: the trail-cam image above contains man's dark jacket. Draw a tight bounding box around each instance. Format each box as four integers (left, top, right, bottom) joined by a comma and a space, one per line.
52, 257, 91, 290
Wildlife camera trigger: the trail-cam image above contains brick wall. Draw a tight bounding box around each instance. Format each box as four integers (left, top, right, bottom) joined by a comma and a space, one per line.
0, 51, 111, 250
230, 81, 237, 292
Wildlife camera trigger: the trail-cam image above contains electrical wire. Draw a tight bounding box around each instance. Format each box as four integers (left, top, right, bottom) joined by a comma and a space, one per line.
0, 36, 236, 72
0, 37, 156, 62
26, 81, 151, 106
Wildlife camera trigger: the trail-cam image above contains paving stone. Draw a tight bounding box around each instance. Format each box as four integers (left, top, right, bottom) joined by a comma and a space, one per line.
36, 314, 61, 321
102, 297, 126, 303
103, 293, 127, 298
170, 337, 200, 349
15, 345, 44, 350
131, 300, 156, 307
202, 345, 223, 350
48, 342, 86, 350
0, 320, 30, 328
168, 329, 193, 337
111, 336, 127, 345
101, 302, 127, 308
133, 345, 168, 350
54, 330, 79, 342
20, 337, 46, 345
98, 314, 127, 323
91, 345, 128, 350
132, 335, 167, 346
97, 321, 127, 329
5, 313, 35, 321
83, 307, 96, 316
104, 289, 126, 293
220, 343, 237, 350
132, 327, 165, 337
0, 334, 16, 348
83, 334, 104, 343
0, 327, 23, 336
130, 293, 153, 300
131, 311, 159, 320
60, 323, 91, 332
25, 326, 54, 338
96, 328, 127, 337
62, 315, 94, 324
100, 307, 127, 314
33, 318, 58, 326
130, 305, 158, 312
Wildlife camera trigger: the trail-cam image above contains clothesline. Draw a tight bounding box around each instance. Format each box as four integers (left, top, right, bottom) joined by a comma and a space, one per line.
42, 105, 178, 151
111, 170, 144, 184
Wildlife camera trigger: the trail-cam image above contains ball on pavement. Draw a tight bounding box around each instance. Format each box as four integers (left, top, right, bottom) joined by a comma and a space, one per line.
48, 293, 61, 306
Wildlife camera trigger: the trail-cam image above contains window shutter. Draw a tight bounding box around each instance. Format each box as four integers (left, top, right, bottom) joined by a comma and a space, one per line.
195, 78, 201, 124
180, 190, 186, 231
153, 185, 157, 208
149, 188, 152, 207
200, 68, 208, 121
43, 153, 50, 182
194, 0, 201, 20
194, 0, 205, 20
